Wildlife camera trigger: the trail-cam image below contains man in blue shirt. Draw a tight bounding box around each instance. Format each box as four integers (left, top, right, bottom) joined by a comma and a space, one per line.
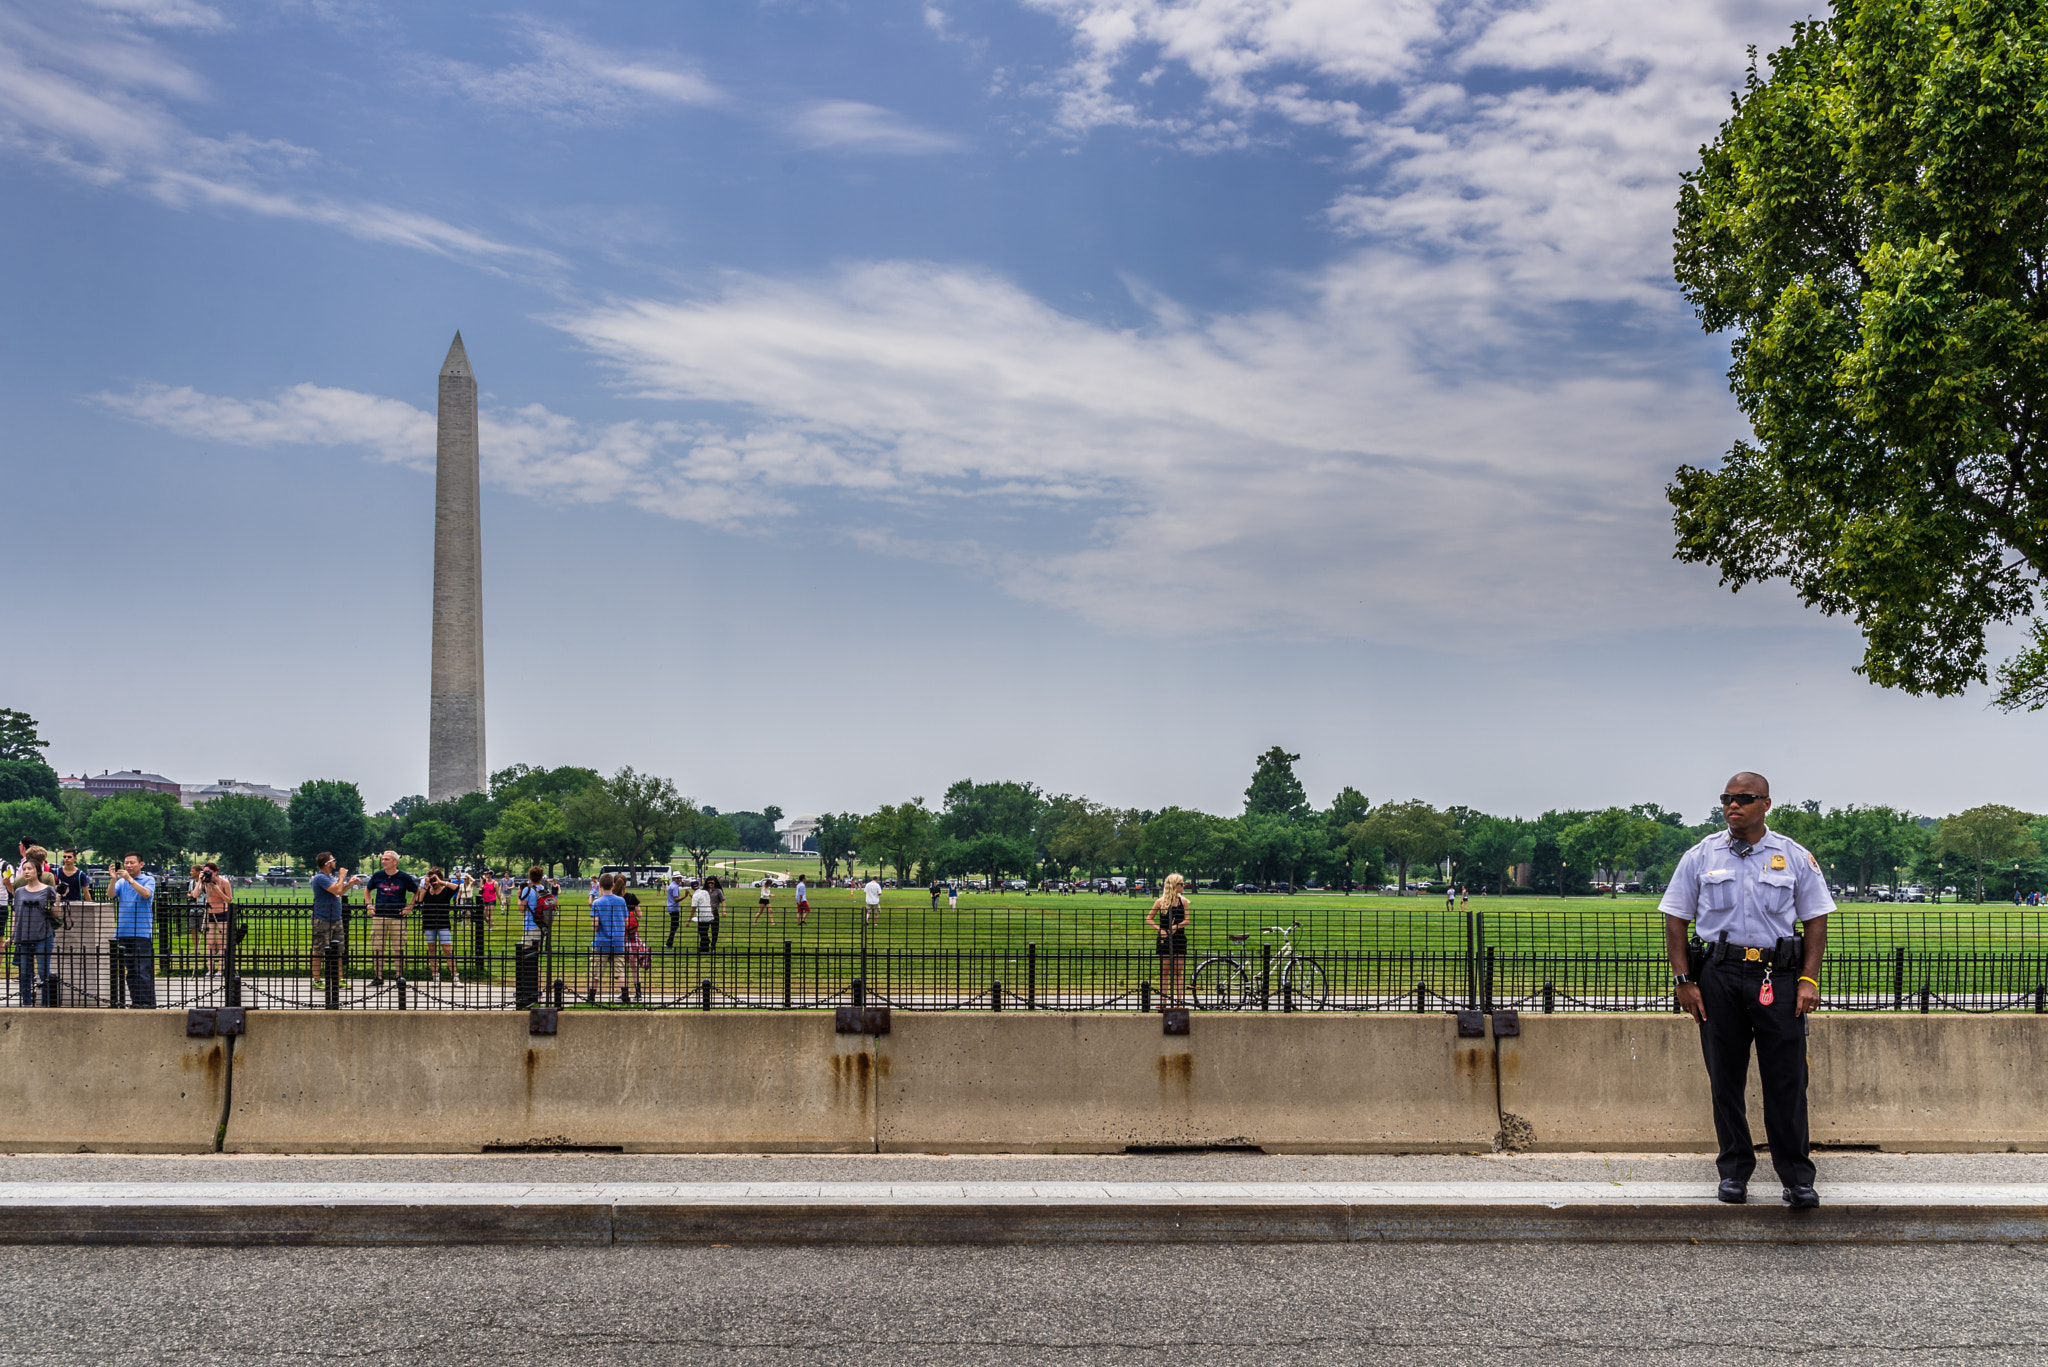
1661, 772, 1833, 1209
107, 853, 157, 1008
308, 854, 358, 986
588, 874, 628, 1003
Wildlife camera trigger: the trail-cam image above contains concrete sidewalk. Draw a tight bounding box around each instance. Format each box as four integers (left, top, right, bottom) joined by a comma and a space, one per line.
0, 1176, 2042, 1246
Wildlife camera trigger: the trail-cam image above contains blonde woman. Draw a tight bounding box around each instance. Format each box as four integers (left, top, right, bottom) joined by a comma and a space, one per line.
1146, 872, 1192, 1008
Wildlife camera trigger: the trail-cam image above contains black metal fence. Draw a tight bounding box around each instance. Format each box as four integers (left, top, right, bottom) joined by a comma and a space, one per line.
7, 898, 2046, 1014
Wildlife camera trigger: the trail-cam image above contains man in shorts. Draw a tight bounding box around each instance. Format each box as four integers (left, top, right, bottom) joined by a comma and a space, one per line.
863, 874, 882, 924
309, 855, 357, 985
588, 874, 628, 1002
362, 850, 418, 982
793, 876, 810, 925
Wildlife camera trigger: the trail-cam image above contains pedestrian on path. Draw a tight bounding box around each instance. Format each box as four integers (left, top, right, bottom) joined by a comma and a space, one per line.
623, 895, 649, 1003
588, 875, 627, 1002
794, 876, 810, 926
108, 853, 156, 1008
309, 854, 357, 985
5, 846, 56, 1007
947, 879, 958, 911
518, 867, 558, 947
363, 851, 418, 982
1146, 872, 1191, 1008
1662, 771, 1831, 1209
754, 877, 774, 926
417, 867, 457, 983
199, 862, 232, 978
665, 872, 686, 948
863, 874, 882, 924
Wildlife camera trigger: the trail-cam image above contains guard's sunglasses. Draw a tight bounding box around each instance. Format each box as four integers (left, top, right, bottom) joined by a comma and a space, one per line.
1718, 792, 1766, 807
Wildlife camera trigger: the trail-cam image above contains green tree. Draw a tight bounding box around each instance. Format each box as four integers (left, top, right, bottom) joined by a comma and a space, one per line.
0, 760, 59, 806
1936, 804, 2040, 902
1353, 800, 1458, 895
490, 764, 603, 808
1673, 4, 2048, 708
0, 709, 49, 765
0, 798, 64, 851
859, 801, 934, 885
287, 780, 370, 870
1560, 808, 1660, 897
1814, 804, 1923, 897
1461, 816, 1534, 895
56, 792, 97, 851
675, 808, 738, 880
400, 818, 463, 872
938, 780, 1043, 843
1234, 811, 1310, 887
813, 812, 860, 882
562, 768, 693, 880
191, 795, 290, 876
1243, 746, 1310, 819
484, 798, 579, 874
84, 792, 188, 867
1042, 797, 1118, 879
1134, 807, 1221, 885
724, 811, 780, 852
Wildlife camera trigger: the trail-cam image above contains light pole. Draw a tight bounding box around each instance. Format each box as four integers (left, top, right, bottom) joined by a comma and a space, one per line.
1935, 861, 1943, 905
1893, 865, 1901, 903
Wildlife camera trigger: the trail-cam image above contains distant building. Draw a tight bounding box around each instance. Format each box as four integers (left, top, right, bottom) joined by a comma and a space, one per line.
58, 775, 86, 791
779, 815, 820, 854
84, 771, 180, 800
181, 780, 294, 810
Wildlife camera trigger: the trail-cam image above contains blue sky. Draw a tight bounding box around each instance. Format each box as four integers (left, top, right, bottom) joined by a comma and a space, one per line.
3, 0, 2039, 820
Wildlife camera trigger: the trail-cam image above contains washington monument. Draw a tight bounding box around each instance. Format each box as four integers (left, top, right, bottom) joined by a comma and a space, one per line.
427, 332, 486, 801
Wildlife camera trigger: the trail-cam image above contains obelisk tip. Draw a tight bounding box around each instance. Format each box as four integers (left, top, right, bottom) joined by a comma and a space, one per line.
440, 331, 472, 379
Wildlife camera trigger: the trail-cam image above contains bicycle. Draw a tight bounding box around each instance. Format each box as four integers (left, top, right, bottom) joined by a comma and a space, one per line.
1190, 920, 1328, 1010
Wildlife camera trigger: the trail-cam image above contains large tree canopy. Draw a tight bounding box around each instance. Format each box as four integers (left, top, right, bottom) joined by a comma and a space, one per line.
1672, 0, 2048, 708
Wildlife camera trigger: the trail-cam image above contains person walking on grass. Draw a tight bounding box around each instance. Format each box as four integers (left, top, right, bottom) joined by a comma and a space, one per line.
309, 854, 357, 987
518, 866, 558, 947
623, 894, 649, 1003
417, 867, 458, 983
794, 875, 810, 926
947, 879, 958, 911
691, 877, 719, 954
1147, 872, 1191, 1008
589, 874, 627, 1003
863, 873, 882, 924
5, 847, 56, 1007
363, 850, 418, 982
665, 871, 686, 949
754, 876, 774, 926
930, 878, 942, 911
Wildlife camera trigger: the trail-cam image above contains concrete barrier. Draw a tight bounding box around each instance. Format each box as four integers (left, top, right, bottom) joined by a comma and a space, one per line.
0, 1009, 225, 1152
1493, 1014, 2048, 1153
874, 1012, 1497, 1153
225, 1012, 875, 1153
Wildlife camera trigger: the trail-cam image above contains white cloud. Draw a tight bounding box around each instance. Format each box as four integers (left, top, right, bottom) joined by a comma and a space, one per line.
78, 0, 225, 31
427, 19, 721, 123
785, 99, 964, 154
0, 2, 552, 266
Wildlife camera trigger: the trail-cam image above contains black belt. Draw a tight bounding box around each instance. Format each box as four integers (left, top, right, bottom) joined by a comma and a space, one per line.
1706, 939, 1794, 968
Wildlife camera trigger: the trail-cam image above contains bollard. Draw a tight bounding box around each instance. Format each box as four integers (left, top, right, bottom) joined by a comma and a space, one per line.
1139, 980, 1152, 1013
852, 978, 865, 1013
551, 978, 565, 1011
1413, 981, 1424, 1013
1482, 945, 1494, 1014
323, 943, 342, 1010
1027, 942, 1037, 1010
991, 981, 1003, 1012
1281, 977, 1293, 1014
2037, 985, 2046, 1015
1543, 982, 1555, 1015
513, 942, 540, 1010
783, 940, 793, 1010
395, 975, 407, 1011
1919, 984, 1930, 1014
700, 979, 712, 1012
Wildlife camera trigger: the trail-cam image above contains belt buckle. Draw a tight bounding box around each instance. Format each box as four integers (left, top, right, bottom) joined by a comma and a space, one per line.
1743, 947, 1762, 962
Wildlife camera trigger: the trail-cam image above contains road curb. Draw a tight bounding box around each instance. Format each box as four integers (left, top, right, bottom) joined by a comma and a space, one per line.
0, 1200, 2043, 1246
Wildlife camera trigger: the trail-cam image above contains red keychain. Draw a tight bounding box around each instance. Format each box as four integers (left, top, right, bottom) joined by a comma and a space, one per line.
1759, 975, 1775, 1006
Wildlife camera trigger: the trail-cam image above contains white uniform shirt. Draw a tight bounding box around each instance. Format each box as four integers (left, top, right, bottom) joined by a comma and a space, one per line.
1658, 827, 1835, 947
864, 879, 882, 907
691, 888, 714, 923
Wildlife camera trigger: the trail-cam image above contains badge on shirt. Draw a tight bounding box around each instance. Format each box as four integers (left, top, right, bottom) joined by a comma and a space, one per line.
1770, 854, 1787, 870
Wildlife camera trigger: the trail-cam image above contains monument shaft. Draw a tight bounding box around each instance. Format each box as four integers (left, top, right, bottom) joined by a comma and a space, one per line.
428, 333, 486, 801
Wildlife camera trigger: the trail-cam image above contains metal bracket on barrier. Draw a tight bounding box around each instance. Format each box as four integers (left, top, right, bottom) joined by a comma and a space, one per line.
528, 1008, 558, 1036
1491, 1009, 1520, 1038
185, 1008, 216, 1038
1456, 1010, 1486, 1038
1162, 1007, 1190, 1036
214, 1006, 246, 1037
836, 1006, 890, 1035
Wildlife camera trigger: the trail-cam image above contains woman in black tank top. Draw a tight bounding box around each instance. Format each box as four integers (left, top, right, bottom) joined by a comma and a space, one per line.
1147, 872, 1191, 1007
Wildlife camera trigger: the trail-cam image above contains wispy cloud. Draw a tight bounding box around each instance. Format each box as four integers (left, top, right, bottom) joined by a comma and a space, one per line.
78, 0, 226, 31
0, 1, 553, 266
425, 18, 721, 123
785, 99, 963, 154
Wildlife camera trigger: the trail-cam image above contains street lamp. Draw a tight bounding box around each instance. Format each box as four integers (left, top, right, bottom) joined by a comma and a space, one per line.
1893, 865, 1901, 902
1935, 861, 1943, 905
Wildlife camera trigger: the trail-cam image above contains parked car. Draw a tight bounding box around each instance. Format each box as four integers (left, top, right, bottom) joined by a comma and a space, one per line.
1233, 882, 1257, 894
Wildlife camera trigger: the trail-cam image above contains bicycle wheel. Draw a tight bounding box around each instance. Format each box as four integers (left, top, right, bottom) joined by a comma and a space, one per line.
1280, 956, 1328, 1010
1191, 957, 1254, 1011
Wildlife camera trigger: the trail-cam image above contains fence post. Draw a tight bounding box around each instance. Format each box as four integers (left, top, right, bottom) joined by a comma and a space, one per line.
1543, 982, 1555, 1014
1919, 984, 1930, 1014
1140, 980, 1151, 1013
396, 974, 407, 1010
1475, 911, 1487, 1012
1027, 942, 1037, 1010
1893, 947, 1906, 1011
1412, 981, 1423, 1013
782, 940, 793, 1010
1260, 942, 1272, 1011
109, 939, 125, 1009
551, 978, 564, 1011
324, 944, 341, 1010
1482, 944, 1494, 1014
700, 978, 712, 1012
225, 905, 241, 1009
991, 980, 1003, 1012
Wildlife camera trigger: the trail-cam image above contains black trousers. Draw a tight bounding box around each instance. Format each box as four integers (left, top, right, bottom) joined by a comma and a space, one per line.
1697, 959, 1813, 1188
696, 919, 719, 953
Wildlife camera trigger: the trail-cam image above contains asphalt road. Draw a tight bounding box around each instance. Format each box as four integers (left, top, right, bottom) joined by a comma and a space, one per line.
5, 1239, 2046, 1366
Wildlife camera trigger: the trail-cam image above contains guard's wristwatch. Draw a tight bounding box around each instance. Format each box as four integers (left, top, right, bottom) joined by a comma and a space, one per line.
1673, 973, 1696, 987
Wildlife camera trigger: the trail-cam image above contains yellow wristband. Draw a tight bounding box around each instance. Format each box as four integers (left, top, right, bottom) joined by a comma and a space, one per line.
1798, 976, 1819, 987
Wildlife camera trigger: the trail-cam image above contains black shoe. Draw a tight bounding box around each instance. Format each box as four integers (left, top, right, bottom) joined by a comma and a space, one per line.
1716, 1178, 1747, 1204
1782, 1184, 1820, 1209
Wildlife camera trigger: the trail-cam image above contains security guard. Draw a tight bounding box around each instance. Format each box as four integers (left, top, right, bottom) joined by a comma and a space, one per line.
1659, 772, 1831, 1208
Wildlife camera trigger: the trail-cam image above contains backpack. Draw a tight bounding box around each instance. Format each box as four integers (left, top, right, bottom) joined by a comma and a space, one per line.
528, 885, 557, 930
